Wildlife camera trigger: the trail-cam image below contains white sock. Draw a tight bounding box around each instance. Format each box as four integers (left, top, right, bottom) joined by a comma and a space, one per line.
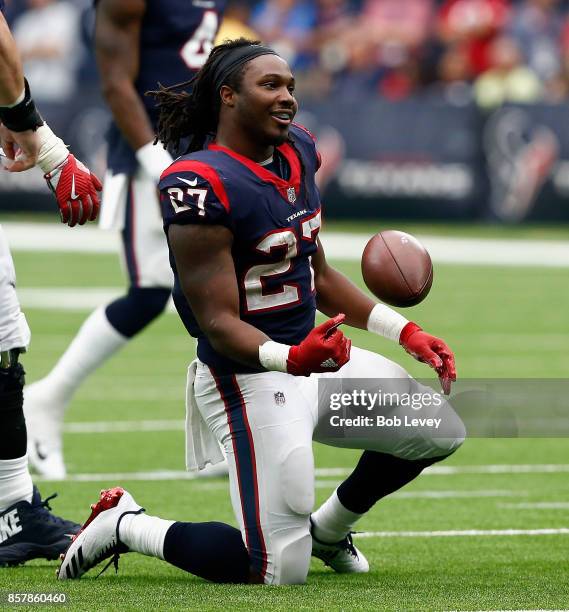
311, 489, 364, 543
33, 306, 128, 412
118, 513, 175, 560
0, 456, 33, 512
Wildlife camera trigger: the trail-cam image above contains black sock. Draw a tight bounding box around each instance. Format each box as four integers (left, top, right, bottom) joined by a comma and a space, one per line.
337, 450, 452, 514
0, 361, 26, 459
105, 287, 171, 338
163, 521, 252, 583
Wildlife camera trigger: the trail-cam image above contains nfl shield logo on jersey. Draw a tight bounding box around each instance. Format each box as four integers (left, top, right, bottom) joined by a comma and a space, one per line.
274, 391, 286, 406
287, 187, 296, 204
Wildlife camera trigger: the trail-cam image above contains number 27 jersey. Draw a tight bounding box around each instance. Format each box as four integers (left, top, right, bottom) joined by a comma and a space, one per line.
160, 124, 322, 374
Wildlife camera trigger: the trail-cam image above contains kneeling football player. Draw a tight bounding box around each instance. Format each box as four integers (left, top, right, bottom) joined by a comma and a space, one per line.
57, 39, 464, 585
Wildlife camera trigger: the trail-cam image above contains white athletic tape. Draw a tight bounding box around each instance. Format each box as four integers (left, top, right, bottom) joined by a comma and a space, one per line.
367, 303, 409, 342
259, 340, 290, 372
36, 124, 68, 174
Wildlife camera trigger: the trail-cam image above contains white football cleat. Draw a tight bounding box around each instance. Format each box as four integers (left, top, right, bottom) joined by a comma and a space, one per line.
57, 487, 144, 580
24, 380, 67, 480
310, 520, 369, 574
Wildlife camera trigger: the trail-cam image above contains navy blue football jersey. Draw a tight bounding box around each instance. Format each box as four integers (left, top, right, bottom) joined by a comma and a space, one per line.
160, 124, 322, 374
0, 1, 4, 12
99, 0, 226, 174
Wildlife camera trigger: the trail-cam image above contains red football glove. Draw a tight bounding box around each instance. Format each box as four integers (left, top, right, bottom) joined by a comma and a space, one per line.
287, 313, 352, 376
44, 154, 102, 227
399, 322, 457, 394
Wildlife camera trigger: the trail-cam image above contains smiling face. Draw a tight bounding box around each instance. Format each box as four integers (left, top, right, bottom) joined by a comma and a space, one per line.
220, 54, 298, 151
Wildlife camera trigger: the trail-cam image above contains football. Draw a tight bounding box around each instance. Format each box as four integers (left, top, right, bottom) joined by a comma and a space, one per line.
361, 230, 433, 307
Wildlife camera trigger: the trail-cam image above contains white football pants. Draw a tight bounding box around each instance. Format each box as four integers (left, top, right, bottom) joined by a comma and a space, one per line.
192, 346, 465, 585
0, 226, 30, 353
99, 168, 173, 288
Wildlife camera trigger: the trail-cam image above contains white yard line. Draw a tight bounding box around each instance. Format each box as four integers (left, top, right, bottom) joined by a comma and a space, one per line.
16, 287, 177, 313
498, 502, 569, 509
4, 221, 569, 267
30, 465, 529, 502
358, 528, 569, 538
298, 464, 569, 477
395, 490, 527, 499
63, 419, 185, 433
425, 464, 569, 475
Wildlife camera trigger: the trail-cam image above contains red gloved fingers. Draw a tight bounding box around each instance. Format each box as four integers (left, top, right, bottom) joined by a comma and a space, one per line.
315, 313, 346, 338
91, 172, 103, 192
89, 187, 101, 221
401, 323, 457, 393
414, 342, 443, 370
79, 198, 91, 225
337, 337, 352, 368
77, 195, 95, 225
68, 199, 82, 227
59, 201, 70, 225
429, 342, 456, 395
437, 370, 452, 395
91, 196, 100, 221
88, 174, 102, 221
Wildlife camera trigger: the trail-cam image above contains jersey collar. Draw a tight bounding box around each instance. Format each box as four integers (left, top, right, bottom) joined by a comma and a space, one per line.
207, 141, 302, 205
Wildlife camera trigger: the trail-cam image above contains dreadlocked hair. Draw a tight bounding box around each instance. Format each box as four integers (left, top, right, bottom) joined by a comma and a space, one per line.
148, 38, 262, 154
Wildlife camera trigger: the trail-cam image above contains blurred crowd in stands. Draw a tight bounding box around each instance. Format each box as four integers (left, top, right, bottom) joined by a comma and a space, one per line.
5, 0, 569, 109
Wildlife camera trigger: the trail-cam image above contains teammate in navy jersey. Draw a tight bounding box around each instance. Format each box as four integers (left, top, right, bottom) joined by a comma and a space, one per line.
58, 39, 465, 585
24, 0, 227, 480
0, 2, 101, 566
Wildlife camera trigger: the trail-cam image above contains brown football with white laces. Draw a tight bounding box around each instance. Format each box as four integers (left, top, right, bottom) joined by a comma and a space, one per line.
361, 230, 433, 307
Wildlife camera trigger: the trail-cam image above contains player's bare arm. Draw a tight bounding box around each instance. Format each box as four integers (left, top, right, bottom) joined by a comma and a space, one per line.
312, 237, 376, 329
168, 221, 350, 376
0, 11, 41, 170
0, 12, 24, 104
168, 223, 272, 369
95, 0, 154, 151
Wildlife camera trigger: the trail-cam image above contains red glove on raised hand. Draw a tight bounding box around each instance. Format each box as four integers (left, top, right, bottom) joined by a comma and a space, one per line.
399, 322, 457, 394
44, 154, 102, 227
287, 314, 351, 376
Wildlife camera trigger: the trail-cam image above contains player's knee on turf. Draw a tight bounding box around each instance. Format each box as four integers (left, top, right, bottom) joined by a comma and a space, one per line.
269, 445, 314, 584
272, 529, 312, 585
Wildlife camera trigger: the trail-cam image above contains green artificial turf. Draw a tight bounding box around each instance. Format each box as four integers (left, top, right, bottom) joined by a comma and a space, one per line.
2, 230, 568, 611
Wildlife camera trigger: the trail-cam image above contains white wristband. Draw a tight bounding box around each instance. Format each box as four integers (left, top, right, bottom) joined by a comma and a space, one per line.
258, 340, 291, 372
135, 141, 173, 183
366, 303, 409, 342
36, 123, 69, 174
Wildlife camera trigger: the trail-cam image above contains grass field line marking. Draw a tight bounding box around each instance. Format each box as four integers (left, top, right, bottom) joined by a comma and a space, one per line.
31, 467, 530, 504
498, 502, 569, 509
6, 222, 569, 267
425, 464, 569, 475
16, 287, 177, 313
394, 489, 528, 499
63, 419, 185, 433
316, 465, 569, 476
358, 528, 569, 538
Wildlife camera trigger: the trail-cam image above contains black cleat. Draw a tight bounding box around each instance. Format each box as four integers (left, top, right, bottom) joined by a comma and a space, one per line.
0, 486, 80, 567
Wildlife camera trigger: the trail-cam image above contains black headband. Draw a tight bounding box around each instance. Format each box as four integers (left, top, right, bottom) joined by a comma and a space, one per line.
212, 44, 278, 95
